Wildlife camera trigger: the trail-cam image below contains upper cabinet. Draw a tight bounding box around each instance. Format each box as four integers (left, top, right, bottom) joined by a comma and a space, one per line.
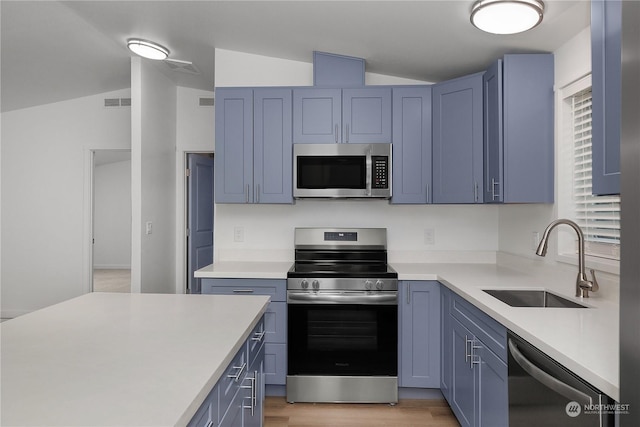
391, 86, 432, 204
483, 54, 554, 203
432, 73, 484, 204
293, 87, 392, 144
591, 0, 622, 195
215, 87, 293, 204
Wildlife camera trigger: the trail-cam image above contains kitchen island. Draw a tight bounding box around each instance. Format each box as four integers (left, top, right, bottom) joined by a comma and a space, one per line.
1, 292, 270, 427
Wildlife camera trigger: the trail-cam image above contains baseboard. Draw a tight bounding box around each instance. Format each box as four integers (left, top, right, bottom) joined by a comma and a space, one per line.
93, 265, 131, 270
266, 385, 445, 401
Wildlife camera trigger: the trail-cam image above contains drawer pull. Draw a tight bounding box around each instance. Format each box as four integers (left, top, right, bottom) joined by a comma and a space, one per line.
252, 330, 266, 342
233, 289, 255, 294
227, 362, 246, 382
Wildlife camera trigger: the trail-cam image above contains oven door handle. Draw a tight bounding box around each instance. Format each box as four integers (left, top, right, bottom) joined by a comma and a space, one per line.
287, 292, 397, 305
508, 339, 593, 406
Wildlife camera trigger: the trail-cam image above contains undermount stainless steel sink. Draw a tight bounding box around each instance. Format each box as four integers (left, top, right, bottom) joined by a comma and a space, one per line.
483, 289, 588, 308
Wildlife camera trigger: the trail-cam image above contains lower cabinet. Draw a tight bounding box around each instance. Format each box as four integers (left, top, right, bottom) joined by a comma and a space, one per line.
201, 279, 287, 386
188, 316, 266, 427
442, 287, 508, 427
398, 281, 441, 388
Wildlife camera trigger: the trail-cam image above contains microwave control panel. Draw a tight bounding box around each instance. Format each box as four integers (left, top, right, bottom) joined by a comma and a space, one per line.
372, 156, 389, 189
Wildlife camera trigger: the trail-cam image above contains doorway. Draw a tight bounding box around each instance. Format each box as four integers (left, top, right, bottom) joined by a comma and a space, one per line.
186, 153, 214, 294
92, 149, 132, 292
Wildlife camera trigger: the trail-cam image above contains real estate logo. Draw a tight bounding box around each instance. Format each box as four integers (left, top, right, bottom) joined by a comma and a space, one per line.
566, 401, 581, 417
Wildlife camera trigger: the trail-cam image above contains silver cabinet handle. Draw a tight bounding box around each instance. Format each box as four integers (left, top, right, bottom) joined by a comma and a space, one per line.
471, 340, 482, 367
242, 371, 257, 416
233, 289, 255, 293
465, 335, 471, 363
227, 362, 246, 382
426, 184, 430, 203
245, 184, 250, 203
474, 181, 479, 202
508, 339, 593, 405
335, 124, 339, 143
491, 178, 500, 200
346, 123, 349, 143
255, 184, 260, 203
251, 330, 266, 342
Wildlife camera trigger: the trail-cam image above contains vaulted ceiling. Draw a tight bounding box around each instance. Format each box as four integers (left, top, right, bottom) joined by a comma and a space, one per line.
1, 1, 590, 113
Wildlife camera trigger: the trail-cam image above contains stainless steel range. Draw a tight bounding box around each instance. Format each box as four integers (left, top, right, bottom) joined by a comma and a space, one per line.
286, 227, 398, 404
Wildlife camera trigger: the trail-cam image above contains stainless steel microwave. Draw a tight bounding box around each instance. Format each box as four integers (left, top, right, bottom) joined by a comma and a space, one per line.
293, 143, 392, 199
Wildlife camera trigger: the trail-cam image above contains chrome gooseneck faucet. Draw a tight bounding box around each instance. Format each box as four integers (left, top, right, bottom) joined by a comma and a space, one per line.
535, 219, 599, 298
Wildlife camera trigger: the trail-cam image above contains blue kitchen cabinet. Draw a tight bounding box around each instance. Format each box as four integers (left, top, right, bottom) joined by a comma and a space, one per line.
440, 285, 453, 402
591, 0, 621, 195
391, 86, 433, 204
253, 88, 293, 203
398, 281, 441, 388
201, 279, 287, 386
215, 88, 253, 203
293, 87, 391, 144
447, 292, 508, 427
215, 88, 293, 204
188, 316, 265, 427
483, 54, 554, 203
432, 73, 484, 204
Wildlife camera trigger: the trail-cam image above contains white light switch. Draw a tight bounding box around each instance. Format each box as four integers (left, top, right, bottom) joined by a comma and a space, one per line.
145, 221, 153, 235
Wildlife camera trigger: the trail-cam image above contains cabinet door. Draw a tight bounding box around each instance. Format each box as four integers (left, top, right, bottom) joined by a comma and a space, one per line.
476, 345, 508, 427
399, 281, 441, 388
591, 0, 622, 195
293, 88, 341, 143
254, 88, 293, 204
432, 73, 484, 204
502, 54, 554, 203
440, 286, 453, 403
391, 87, 432, 204
342, 87, 392, 143
215, 88, 254, 203
483, 60, 503, 203
450, 318, 475, 427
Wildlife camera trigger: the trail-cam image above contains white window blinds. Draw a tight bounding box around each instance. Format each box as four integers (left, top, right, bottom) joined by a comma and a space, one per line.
571, 87, 621, 260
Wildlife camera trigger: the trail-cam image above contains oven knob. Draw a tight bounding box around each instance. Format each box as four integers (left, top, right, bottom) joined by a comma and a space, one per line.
312, 280, 320, 290
376, 280, 384, 290
364, 280, 373, 290
300, 279, 309, 289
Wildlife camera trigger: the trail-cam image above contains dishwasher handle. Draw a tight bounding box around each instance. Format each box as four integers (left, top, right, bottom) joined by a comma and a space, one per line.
508, 339, 593, 406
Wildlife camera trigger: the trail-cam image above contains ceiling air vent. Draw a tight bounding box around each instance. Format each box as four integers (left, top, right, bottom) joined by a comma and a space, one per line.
199, 97, 215, 107
164, 58, 200, 75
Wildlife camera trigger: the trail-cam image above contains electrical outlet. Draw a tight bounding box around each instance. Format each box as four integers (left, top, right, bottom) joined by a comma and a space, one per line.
424, 228, 435, 245
145, 221, 153, 235
234, 226, 244, 242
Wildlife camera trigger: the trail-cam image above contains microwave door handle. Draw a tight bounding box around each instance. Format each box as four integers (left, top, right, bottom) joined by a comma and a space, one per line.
508, 339, 593, 406
366, 146, 372, 196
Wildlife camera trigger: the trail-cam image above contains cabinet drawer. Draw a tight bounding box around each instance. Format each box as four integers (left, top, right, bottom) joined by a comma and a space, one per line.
218, 345, 247, 418
264, 343, 287, 385
248, 317, 266, 365
201, 278, 286, 302
451, 295, 506, 362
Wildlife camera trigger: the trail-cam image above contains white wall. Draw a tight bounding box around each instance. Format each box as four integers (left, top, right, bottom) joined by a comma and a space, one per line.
131, 58, 177, 294
94, 159, 132, 269
175, 86, 215, 293
213, 49, 499, 263
1, 89, 131, 317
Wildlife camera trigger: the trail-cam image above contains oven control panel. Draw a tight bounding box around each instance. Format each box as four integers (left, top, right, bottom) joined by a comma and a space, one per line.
324, 231, 358, 242
287, 277, 398, 291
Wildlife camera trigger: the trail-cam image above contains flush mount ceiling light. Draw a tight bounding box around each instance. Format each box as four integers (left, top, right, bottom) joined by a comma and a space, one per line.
127, 38, 169, 60
470, 0, 544, 35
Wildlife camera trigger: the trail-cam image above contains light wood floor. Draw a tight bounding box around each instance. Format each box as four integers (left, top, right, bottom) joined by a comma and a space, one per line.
264, 397, 461, 427
93, 269, 131, 293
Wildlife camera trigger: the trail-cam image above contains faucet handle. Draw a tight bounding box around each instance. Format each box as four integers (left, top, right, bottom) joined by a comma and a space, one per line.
589, 269, 600, 292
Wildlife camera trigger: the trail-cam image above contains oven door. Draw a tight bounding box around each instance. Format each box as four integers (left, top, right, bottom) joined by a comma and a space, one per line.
287, 292, 398, 376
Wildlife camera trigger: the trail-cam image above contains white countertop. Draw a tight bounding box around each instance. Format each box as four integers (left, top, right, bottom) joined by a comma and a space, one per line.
195, 260, 619, 401
1, 292, 270, 427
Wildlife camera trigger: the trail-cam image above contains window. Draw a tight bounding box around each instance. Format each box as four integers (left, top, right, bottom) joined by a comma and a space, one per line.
560, 76, 621, 261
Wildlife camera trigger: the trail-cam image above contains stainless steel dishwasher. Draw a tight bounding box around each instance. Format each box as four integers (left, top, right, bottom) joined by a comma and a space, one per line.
507, 332, 615, 426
